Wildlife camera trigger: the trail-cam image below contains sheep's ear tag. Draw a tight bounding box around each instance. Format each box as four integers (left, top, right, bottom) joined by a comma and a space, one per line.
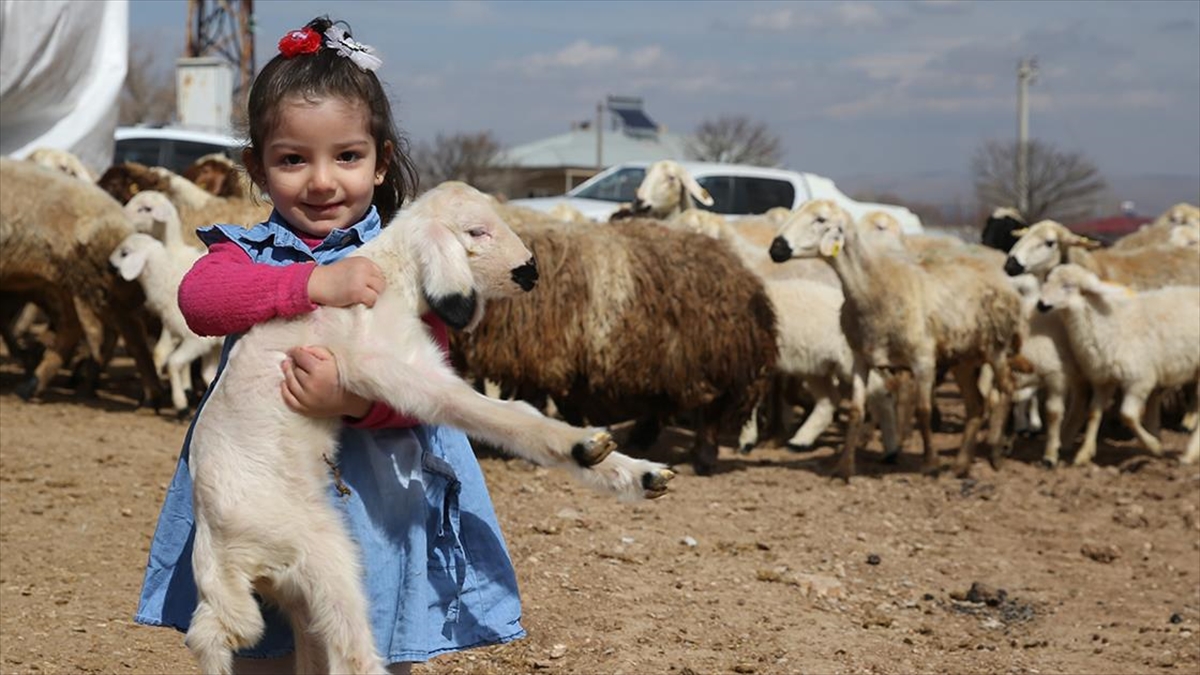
830, 241, 841, 258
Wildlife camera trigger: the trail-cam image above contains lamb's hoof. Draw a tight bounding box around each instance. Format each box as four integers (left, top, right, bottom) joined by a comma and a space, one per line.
1040, 458, 1059, 470
785, 442, 813, 453
920, 462, 943, 478
14, 376, 39, 402
641, 469, 675, 499
953, 462, 972, 479
881, 449, 901, 465
571, 431, 616, 467
174, 408, 191, 422
738, 443, 754, 455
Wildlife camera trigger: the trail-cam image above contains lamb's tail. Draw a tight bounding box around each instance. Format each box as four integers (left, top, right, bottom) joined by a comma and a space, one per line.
185, 522, 265, 675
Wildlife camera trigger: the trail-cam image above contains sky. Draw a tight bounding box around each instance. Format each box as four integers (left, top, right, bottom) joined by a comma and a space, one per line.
129, 0, 1200, 208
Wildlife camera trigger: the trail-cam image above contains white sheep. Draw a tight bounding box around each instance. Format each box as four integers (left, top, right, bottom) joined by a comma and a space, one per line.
24, 147, 96, 182
625, 159, 714, 219
1111, 202, 1200, 251
771, 199, 1023, 479
184, 182, 674, 674
1004, 219, 1200, 290
1037, 264, 1200, 465
108, 233, 218, 416
738, 278, 899, 456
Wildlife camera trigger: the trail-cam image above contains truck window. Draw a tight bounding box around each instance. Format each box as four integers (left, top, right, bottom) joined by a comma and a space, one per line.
114, 138, 165, 167
573, 167, 645, 202
173, 140, 238, 172
696, 176, 736, 214
739, 178, 795, 214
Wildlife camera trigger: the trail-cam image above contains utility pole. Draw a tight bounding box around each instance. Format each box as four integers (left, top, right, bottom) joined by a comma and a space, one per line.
1016, 57, 1038, 215
595, 100, 604, 170
186, 0, 256, 106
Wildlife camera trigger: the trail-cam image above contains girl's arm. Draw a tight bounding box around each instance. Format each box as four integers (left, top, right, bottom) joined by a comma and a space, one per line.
178, 239, 318, 336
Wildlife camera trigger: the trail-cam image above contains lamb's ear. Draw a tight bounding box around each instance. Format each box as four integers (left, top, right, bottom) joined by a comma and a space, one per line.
428, 288, 477, 330
1062, 230, 1103, 249
819, 224, 845, 258
114, 248, 148, 281
681, 172, 714, 207
1010, 227, 1029, 238
150, 199, 175, 224
419, 218, 478, 330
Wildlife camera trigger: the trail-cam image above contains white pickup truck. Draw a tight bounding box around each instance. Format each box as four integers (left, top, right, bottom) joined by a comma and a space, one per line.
508, 160, 923, 234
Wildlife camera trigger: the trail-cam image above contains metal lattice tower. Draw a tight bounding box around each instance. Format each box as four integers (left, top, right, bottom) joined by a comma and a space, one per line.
186, 0, 255, 101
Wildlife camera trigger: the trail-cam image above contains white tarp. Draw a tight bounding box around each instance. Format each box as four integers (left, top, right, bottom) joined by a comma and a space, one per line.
0, 0, 128, 174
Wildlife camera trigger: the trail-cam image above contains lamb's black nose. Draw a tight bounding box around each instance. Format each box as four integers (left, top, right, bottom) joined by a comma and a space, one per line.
1036, 300, 1052, 313
769, 237, 792, 263
512, 257, 538, 291
1004, 257, 1025, 277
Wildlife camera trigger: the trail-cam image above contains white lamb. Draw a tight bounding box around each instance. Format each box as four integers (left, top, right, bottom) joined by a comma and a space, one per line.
1037, 264, 1200, 466
184, 182, 675, 675
626, 159, 714, 219
109, 233, 219, 416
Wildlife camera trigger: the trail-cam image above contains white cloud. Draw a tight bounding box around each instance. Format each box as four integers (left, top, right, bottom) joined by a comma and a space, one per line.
834, 3, 884, 28
500, 40, 667, 76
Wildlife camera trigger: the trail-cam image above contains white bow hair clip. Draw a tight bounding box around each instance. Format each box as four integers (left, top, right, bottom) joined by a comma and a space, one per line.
324, 25, 382, 72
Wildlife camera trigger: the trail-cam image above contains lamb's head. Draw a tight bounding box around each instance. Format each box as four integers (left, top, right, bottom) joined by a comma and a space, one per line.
1004, 219, 1101, 277
182, 154, 245, 198
408, 181, 537, 331
109, 233, 163, 282
97, 162, 171, 204
631, 160, 714, 218
123, 191, 180, 236
1159, 202, 1200, 228
770, 199, 854, 262
26, 147, 95, 182
1169, 223, 1200, 248
1037, 263, 1129, 314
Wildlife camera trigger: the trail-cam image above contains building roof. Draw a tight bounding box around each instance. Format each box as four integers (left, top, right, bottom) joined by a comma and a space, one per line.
499, 127, 691, 169
1070, 215, 1153, 237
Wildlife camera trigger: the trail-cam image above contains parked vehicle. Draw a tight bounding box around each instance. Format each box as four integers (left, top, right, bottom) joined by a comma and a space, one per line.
113, 126, 243, 173
509, 161, 923, 233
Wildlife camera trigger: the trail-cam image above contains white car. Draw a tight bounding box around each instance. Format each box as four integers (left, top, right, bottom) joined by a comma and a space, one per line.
113, 126, 243, 173
509, 161, 923, 233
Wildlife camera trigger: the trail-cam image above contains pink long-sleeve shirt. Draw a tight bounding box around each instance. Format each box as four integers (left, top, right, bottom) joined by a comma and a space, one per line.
178, 236, 448, 429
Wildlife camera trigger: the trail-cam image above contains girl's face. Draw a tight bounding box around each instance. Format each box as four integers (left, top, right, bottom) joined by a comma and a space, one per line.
254, 96, 386, 238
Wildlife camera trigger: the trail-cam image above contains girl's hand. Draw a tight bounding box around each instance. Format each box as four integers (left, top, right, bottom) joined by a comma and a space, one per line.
280, 346, 371, 419
308, 257, 387, 308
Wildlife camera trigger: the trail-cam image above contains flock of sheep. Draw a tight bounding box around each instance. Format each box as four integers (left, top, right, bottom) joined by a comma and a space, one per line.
1, 151, 1198, 479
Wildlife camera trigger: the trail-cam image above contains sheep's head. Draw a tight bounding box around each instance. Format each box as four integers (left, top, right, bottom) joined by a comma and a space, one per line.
770, 199, 853, 263
1158, 202, 1200, 228
1004, 219, 1101, 277
631, 160, 714, 218
26, 147, 95, 182
860, 210, 902, 238
97, 162, 171, 204
123, 191, 179, 236
1037, 263, 1129, 314
411, 181, 537, 331
109, 233, 161, 282
1169, 223, 1200, 248
182, 156, 245, 198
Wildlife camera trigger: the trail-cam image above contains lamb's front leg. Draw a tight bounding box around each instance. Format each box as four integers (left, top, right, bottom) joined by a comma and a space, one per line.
340, 334, 673, 499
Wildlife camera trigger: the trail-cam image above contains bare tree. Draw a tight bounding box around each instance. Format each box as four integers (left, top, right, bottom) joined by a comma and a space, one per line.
685, 115, 783, 167
972, 139, 1107, 224
119, 42, 177, 126
413, 131, 508, 194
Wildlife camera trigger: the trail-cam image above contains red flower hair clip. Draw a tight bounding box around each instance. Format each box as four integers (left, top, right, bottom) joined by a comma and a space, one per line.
278, 27, 322, 58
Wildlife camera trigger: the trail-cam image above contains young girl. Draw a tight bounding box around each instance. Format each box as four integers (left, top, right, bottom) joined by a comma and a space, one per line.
135, 16, 524, 675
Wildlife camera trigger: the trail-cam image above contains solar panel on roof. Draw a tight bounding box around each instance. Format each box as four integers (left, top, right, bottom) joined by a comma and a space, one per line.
610, 107, 657, 130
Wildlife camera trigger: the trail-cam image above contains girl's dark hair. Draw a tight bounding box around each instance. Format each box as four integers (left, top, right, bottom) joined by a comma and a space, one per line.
244, 16, 418, 222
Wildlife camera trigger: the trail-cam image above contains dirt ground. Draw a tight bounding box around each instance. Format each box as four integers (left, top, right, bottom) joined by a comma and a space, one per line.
1, 358, 1198, 675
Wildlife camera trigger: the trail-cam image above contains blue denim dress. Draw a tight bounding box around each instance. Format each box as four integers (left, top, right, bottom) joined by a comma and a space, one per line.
135, 207, 525, 663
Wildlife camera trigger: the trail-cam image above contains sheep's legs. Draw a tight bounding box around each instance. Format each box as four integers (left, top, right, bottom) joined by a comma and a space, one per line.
18, 289, 81, 401
951, 363, 986, 478
1185, 382, 1200, 464
340, 333, 673, 499
912, 362, 940, 475
1074, 383, 1117, 466
167, 338, 216, 416
866, 369, 901, 460
1040, 389, 1067, 467
1119, 385, 1162, 456
787, 376, 838, 451
835, 363, 869, 481
983, 360, 1014, 469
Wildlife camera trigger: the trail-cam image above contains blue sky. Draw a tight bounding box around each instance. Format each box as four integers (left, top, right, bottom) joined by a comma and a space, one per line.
131, 0, 1199, 205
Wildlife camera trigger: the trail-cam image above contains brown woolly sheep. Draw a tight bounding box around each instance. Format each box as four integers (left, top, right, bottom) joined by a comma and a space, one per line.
181, 153, 255, 199
451, 217, 779, 475
0, 159, 164, 405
